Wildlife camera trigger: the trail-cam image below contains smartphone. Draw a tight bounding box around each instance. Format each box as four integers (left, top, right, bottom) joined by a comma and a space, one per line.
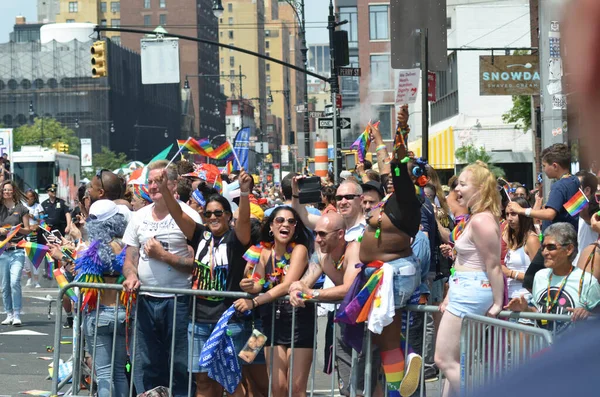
297, 176, 322, 204
51, 230, 63, 241
42, 233, 59, 245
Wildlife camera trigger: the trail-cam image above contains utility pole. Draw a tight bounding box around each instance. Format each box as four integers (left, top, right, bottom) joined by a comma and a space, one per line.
328, 0, 342, 182
420, 28, 429, 160
300, 0, 310, 167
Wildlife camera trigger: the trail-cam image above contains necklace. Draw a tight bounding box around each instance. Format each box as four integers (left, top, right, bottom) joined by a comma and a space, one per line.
545, 266, 574, 313
333, 243, 348, 270
265, 243, 296, 288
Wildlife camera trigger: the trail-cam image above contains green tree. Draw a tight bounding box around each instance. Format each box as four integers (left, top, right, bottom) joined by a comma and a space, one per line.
14, 118, 80, 154
308, 97, 318, 105
455, 144, 506, 178
82, 146, 130, 179
502, 95, 532, 132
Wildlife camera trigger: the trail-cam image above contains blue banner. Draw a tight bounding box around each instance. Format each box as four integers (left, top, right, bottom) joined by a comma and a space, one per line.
233, 127, 250, 170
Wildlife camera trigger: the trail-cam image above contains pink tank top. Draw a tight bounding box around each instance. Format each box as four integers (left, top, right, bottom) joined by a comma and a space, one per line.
454, 212, 495, 270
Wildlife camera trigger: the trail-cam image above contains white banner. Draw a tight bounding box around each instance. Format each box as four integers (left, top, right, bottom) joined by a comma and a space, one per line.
80, 138, 92, 167
395, 68, 420, 106
0, 128, 13, 160
281, 145, 289, 166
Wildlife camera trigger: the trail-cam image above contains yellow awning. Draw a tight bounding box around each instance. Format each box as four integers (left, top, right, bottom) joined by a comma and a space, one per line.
408, 127, 455, 170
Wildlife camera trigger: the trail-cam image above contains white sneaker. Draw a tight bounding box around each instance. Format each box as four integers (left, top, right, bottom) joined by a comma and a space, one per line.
400, 353, 423, 397
26, 279, 33, 287
1, 313, 14, 325
34, 283, 41, 289
12, 314, 21, 327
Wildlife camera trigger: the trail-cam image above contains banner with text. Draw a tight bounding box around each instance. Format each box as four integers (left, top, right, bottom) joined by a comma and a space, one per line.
0, 129, 13, 160
395, 69, 420, 106
479, 55, 540, 96
80, 138, 92, 167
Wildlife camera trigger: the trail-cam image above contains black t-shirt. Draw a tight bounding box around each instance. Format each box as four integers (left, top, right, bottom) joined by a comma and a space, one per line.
41, 198, 69, 232
0, 202, 28, 243
189, 224, 250, 323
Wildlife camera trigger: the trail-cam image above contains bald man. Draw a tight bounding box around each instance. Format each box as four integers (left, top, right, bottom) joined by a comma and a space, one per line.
88, 170, 132, 222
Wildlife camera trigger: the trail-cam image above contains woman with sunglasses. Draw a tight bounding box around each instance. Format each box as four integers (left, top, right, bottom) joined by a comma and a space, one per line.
156, 168, 253, 397
235, 206, 314, 397
0, 181, 32, 326
506, 222, 600, 332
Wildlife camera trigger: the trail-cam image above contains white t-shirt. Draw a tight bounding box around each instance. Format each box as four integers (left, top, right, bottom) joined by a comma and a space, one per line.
122, 202, 201, 297
574, 217, 598, 264
24, 202, 44, 225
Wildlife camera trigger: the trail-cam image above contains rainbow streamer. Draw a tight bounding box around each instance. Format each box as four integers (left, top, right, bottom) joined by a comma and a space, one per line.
563, 188, 589, 216
351, 121, 379, 163
211, 141, 235, 161
17, 241, 50, 270
336, 261, 384, 325
53, 268, 78, 303
243, 245, 262, 265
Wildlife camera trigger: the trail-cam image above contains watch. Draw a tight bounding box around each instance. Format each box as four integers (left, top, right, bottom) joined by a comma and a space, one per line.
312, 290, 320, 299
524, 208, 532, 217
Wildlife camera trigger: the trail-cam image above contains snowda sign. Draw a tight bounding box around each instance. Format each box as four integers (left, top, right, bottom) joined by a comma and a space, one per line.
479, 55, 540, 96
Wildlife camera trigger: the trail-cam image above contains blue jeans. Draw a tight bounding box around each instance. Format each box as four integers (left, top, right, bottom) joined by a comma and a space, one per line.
0, 249, 24, 313
84, 306, 128, 397
132, 295, 190, 397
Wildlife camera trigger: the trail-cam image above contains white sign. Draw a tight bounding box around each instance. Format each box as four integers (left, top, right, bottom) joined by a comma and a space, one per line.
141, 38, 180, 85
281, 145, 289, 166
295, 104, 306, 113
552, 94, 567, 110
80, 138, 92, 167
0, 129, 13, 160
395, 69, 420, 105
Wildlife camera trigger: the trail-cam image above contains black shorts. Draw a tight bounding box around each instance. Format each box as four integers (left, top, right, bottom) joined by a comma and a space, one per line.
261, 302, 316, 348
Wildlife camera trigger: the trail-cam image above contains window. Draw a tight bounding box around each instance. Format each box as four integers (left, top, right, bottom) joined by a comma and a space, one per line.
431, 52, 459, 124
66, 19, 75, 23
370, 54, 391, 89
266, 52, 270, 58
111, 1, 120, 12
230, 83, 235, 92
229, 56, 235, 67
220, 57, 224, 64
230, 69, 235, 77
100, 19, 107, 26
339, 7, 358, 46
341, 56, 359, 95
266, 64, 270, 72
228, 3, 232, 12
265, 41, 270, 49
266, 75, 271, 83
232, 103, 239, 115
111, 19, 120, 27
228, 17, 233, 25
159, 0, 165, 8
265, 30, 270, 37
369, 5, 389, 40
372, 105, 393, 140
144, 15, 151, 26
228, 30, 234, 39
100, 2, 107, 12
144, 0, 150, 8
68, 1, 78, 12
447, 17, 452, 30
159, 14, 166, 25
220, 31, 223, 38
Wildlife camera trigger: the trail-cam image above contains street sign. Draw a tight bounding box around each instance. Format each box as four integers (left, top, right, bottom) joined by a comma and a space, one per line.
295, 104, 306, 113
318, 117, 352, 129
428, 71, 437, 102
338, 67, 361, 77
324, 105, 340, 117
308, 111, 325, 118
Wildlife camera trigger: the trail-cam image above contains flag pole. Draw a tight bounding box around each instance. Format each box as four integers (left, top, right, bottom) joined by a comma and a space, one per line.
228, 139, 243, 170
166, 137, 191, 168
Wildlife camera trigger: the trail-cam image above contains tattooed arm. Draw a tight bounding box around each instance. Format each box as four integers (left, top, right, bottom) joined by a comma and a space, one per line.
122, 245, 141, 291
289, 250, 324, 307
143, 238, 195, 273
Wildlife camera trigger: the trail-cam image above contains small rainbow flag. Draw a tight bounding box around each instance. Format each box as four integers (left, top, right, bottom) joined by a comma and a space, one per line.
210, 141, 235, 161
45, 253, 55, 278
177, 138, 211, 156
197, 138, 215, 155
223, 161, 233, 174
0, 225, 22, 255
39, 220, 51, 232
53, 267, 78, 303
243, 245, 263, 265
563, 188, 589, 216
17, 241, 50, 270
212, 175, 223, 195
351, 121, 379, 163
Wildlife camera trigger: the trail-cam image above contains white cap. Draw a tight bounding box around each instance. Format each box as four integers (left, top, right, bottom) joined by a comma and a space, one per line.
88, 200, 119, 223
340, 170, 353, 179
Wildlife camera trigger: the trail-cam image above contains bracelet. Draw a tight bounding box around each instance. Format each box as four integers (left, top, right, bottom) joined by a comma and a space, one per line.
375, 144, 387, 152
240, 191, 250, 197
250, 298, 256, 309
252, 298, 259, 308
524, 208, 532, 217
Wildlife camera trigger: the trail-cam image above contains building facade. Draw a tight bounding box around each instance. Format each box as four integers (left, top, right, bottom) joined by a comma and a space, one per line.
55, 0, 121, 42
38, 0, 61, 23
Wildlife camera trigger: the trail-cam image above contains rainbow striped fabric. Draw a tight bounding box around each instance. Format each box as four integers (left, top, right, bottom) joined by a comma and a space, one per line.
211, 141, 235, 161
0, 225, 21, 255
563, 188, 589, 216
243, 245, 263, 265
17, 240, 50, 270
336, 260, 384, 325
351, 121, 379, 163
177, 138, 211, 156
53, 268, 78, 303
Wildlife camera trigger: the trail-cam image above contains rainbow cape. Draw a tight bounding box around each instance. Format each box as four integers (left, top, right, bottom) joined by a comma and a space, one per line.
0, 225, 22, 255
351, 121, 379, 163
564, 188, 589, 216
211, 141, 235, 161
17, 240, 50, 270
53, 267, 78, 303
336, 261, 384, 325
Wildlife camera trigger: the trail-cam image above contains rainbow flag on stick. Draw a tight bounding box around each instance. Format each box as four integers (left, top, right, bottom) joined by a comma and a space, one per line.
53, 268, 78, 303
564, 188, 589, 216
0, 225, 22, 255
351, 121, 379, 163
177, 138, 211, 156
39, 220, 51, 232
243, 245, 262, 265
211, 141, 235, 161
17, 241, 50, 270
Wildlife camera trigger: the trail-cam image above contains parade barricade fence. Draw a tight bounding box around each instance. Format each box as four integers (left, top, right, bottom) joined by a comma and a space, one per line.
50, 284, 573, 397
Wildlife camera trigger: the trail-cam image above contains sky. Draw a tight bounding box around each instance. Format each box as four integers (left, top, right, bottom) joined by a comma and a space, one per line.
0, 0, 329, 45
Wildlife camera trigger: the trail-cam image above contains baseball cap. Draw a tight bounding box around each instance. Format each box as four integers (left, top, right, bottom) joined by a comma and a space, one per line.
361, 181, 385, 199
87, 199, 119, 223
47, 184, 57, 192
340, 170, 353, 180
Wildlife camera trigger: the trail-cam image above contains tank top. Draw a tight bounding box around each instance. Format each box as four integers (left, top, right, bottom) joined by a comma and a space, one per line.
505, 246, 531, 299
454, 212, 495, 270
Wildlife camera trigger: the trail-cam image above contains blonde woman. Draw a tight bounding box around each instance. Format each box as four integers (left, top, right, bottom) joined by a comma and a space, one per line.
434, 161, 504, 396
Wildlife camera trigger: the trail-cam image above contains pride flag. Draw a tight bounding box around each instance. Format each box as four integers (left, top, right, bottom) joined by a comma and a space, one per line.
17, 241, 50, 270
39, 220, 51, 232
53, 268, 78, 303
351, 121, 379, 163
243, 245, 262, 265
177, 138, 211, 156
564, 188, 589, 216
0, 225, 22, 255
211, 141, 235, 161
336, 261, 384, 325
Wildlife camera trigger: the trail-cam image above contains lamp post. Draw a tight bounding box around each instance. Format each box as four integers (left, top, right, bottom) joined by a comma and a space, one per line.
212, 0, 224, 18
132, 121, 169, 161
270, 89, 294, 172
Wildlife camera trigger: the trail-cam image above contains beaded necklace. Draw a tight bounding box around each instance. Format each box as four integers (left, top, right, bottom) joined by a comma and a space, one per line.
264, 242, 296, 288
545, 266, 573, 313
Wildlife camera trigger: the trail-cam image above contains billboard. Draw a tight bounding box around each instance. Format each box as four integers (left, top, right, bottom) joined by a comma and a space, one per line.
0, 129, 13, 160
479, 55, 540, 96
80, 138, 92, 167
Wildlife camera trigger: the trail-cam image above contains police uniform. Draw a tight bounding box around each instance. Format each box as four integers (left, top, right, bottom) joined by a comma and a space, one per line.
41, 184, 69, 235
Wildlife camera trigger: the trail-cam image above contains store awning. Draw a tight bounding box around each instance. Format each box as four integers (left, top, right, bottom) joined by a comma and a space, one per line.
408, 127, 455, 170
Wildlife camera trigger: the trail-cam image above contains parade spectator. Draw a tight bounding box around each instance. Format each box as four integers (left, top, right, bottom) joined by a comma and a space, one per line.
41, 183, 72, 236
573, 171, 598, 264
23, 189, 44, 287
131, 184, 152, 211
361, 181, 385, 214
321, 185, 337, 214
88, 170, 132, 222
122, 160, 201, 396
0, 181, 31, 326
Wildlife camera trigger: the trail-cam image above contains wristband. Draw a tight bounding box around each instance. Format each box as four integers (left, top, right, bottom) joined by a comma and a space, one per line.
375, 144, 387, 152
240, 191, 250, 197
252, 298, 259, 307
524, 208, 532, 217
250, 298, 256, 309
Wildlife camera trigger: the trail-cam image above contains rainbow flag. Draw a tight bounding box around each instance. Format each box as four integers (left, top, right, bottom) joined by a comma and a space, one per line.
351, 121, 379, 163
197, 138, 215, 155
564, 188, 589, 216
336, 261, 384, 325
177, 138, 211, 156
39, 220, 51, 232
17, 241, 50, 270
53, 267, 78, 303
0, 225, 22, 255
211, 141, 235, 161
243, 245, 262, 265
45, 253, 55, 279
213, 175, 223, 195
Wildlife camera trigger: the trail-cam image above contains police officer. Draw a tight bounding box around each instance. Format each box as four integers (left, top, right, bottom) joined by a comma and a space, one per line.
41, 184, 71, 236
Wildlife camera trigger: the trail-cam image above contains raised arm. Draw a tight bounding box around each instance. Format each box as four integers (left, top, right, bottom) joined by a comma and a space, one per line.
235, 170, 252, 247
157, 168, 196, 240
291, 176, 320, 230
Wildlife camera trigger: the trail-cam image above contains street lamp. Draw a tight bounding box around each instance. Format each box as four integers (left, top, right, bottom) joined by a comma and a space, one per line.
110, 122, 115, 133
212, 0, 224, 18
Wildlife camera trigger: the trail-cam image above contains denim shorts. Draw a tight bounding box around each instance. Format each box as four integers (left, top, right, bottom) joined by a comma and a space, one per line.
188, 321, 247, 373
366, 255, 420, 309
446, 271, 493, 318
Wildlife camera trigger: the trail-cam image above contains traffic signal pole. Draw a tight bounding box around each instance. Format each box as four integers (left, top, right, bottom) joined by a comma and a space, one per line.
328, 1, 342, 183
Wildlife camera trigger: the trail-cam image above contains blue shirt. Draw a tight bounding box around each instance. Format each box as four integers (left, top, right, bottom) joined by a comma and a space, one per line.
541, 175, 580, 232
411, 230, 431, 295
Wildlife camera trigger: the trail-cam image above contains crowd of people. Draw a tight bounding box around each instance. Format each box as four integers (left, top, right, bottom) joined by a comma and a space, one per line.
1, 108, 600, 397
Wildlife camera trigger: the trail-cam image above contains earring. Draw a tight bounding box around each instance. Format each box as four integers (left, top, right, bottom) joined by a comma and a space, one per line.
269, 230, 274, 237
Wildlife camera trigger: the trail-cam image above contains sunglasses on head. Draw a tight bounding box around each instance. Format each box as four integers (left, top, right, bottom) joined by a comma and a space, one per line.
541, 243, 564, 252
273, 217, 297, 226
204, 210, 225, 218
96, 169, 109, 191
335, 194, 360, 201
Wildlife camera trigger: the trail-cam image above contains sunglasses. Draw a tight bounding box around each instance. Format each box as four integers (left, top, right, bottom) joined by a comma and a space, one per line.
96, 169, 109, 191
541, 243, 564, 252
204, 210, 225, 218
335, 194, 361, 201
273, 217, 297, 226
315, 228, 342, 238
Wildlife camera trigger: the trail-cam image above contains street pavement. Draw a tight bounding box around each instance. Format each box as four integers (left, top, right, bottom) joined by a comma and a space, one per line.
0, 275, 441, 397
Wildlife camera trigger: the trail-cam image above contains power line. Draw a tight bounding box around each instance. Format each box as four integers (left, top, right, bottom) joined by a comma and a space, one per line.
460, 11, 529, 48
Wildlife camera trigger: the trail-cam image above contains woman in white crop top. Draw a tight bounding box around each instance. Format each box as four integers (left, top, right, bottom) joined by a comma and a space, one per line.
503, 197, 540, 299
434, 162, 504, 397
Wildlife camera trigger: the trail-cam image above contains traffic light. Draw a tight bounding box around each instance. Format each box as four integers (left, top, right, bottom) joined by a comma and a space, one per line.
91, 41, 107, 78
51, 142, 60, 151
333, 30, 349, 68
61, 143, 69, 153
